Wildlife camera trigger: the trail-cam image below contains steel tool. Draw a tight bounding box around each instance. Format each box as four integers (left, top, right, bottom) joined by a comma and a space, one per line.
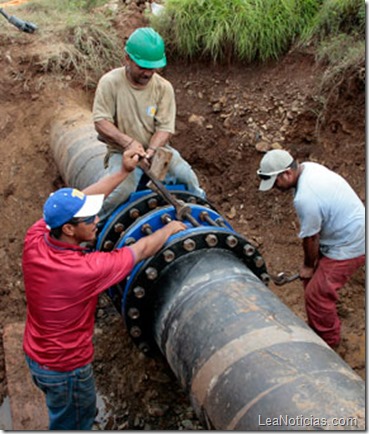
0, 7, 37, 33
139, 163, 200, 227
269, 271, 300, 286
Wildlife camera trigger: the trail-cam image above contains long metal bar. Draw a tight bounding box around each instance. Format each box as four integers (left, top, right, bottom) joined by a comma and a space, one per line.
139, 164, 201, 227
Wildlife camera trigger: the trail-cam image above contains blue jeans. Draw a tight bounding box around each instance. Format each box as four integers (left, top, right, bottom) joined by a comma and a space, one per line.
25, 355, 96, 430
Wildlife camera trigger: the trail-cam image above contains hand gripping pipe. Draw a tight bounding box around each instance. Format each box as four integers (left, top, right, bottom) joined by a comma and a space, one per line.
50, 106, 365, 430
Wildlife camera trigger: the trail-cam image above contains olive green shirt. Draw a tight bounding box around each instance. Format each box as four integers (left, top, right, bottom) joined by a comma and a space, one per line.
92, 66, 175, 153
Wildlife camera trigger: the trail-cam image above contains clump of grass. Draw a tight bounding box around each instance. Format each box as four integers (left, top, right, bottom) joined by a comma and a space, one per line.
301, 0, 365, 42
298, 0, 365, 130
314, 35, 364, 130
149, 0, 320, 63
1, 0, 123, 88
66, 23, 123, 88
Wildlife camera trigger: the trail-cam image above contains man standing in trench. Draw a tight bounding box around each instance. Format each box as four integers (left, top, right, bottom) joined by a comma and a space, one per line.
256, 149, 365, 348
92, 26, 205, 221
22, 148, 186, 430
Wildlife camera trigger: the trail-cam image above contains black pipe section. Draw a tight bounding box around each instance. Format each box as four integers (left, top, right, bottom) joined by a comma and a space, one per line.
148, 249, 364, 429
50, 104, 365, 430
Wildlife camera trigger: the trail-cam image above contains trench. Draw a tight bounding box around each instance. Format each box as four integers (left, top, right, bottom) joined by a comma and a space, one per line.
48, 103, 365, 430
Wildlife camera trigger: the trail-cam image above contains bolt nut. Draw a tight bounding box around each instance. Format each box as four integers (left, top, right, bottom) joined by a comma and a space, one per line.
183, 238, 196, 251
125, 237, 136, 246
243, 244, 256, 256
163, 249, 175, 263
260, 273, 271, 285
129, 208, 140, 219
103, 240, 114, 251
130, 326, 142, 338
145, 267, 158, 280
254, 255, 265, 268
199, 211, 209, 221
205, 234, 218, 247
128, 307, 140, 319
114, 222, 125, 233
188, 196, 197, 204
226, 235, 238, 248
133, 286, 145, 298
141, 223, 153, 235
147, 198, 158, 209
161, 213, 172, 224
138, 342, 151, 354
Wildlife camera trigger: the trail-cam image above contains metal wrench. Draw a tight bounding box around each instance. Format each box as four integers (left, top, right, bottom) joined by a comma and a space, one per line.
139, 163, 200, 227
269, 272, 300, 286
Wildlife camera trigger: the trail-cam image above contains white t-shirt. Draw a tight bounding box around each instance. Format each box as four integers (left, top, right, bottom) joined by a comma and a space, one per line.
294, 162, 365, 260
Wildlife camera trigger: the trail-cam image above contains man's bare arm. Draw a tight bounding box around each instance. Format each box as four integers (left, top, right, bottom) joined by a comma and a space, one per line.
95, 119, 142, 151
130, 220, 186, 263
82, 149, 146, 198
300, 233, 320, 279
146, 130, 172, 153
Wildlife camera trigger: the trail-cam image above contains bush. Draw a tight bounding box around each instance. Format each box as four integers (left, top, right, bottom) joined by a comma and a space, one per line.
149, 0, 321, 62
301, 0, 365, 42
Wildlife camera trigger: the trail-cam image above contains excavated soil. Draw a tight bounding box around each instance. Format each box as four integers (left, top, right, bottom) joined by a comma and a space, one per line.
0, 3, 365, 430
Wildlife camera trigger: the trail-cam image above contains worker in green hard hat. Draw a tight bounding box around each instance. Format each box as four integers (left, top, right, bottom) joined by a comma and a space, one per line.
93, 27, 205, 221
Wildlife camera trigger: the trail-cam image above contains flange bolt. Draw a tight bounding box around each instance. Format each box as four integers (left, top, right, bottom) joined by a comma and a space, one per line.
145, 267, 158, 280
133, 286, 146, 298
243, 244, 255, 256
260, 273, 271, 285
226, 235, 238, 248
205, 234, 218, 247
103, 240, 114, 251
183, 238, 196, 251
129, 208, 140, 219
130, 326, 142, 338
114, 222, 125, 233
128, 307, 140, 319
163, 249, 175, 263
148, 198, 158, 209
254, 255, 265, 268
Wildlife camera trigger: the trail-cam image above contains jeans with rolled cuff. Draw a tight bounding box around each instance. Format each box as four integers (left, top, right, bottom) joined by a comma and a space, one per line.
25, 354, 96, 430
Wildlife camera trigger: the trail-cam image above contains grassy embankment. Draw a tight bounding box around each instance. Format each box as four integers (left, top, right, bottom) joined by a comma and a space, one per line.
149, 0, 364, 127
1, 0, 365, 105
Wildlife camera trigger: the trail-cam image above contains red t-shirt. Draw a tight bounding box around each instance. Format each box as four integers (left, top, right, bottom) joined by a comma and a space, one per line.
22, 219, 135, 371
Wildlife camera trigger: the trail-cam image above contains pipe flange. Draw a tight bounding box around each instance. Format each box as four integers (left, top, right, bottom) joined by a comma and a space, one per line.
121, 227, 268, 355
96, 190, 213, 251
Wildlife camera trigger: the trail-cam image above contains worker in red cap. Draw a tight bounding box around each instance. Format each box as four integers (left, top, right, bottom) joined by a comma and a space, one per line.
22, 148, 186, 430
257, 149, 365, 348
93, 27, 205, 221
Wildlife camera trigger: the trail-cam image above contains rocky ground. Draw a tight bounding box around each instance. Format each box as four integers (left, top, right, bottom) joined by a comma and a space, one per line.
0, 1, 365, 430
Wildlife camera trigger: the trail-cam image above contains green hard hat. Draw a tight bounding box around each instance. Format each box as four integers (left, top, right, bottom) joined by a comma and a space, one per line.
125, 27, 167, 69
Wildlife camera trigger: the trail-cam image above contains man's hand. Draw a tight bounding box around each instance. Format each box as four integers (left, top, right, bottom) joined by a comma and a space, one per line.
162, 220, 187, 237
146, 147, 156, 161
122, 148, 147, 172
299, 264, 315, 280
130, 220, 187, 263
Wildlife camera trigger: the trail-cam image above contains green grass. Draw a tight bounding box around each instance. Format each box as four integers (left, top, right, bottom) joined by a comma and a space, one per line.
0, 0, 122, 88
301, 0, 365, 42
299, 0, 365, 124
149, 0, 321, 62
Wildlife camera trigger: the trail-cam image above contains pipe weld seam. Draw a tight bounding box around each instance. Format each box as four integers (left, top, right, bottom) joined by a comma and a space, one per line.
191, 325, 328, 407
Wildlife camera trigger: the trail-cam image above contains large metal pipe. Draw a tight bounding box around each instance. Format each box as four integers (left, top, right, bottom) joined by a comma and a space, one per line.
150, 250, 364, 429
50, 105, 365, 430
